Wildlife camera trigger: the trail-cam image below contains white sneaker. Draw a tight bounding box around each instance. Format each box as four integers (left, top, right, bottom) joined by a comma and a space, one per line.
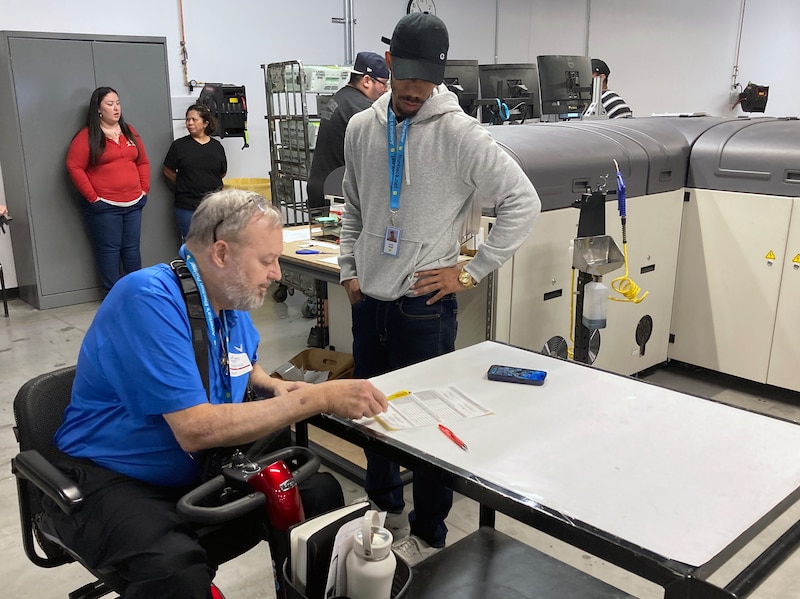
391, 534, 442, 567
384, 510, 410, 542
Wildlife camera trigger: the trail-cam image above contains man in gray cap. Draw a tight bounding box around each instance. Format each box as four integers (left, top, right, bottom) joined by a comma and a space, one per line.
307, 51, 389, 211
339, 12, 541, 563
591, 58, 633, 118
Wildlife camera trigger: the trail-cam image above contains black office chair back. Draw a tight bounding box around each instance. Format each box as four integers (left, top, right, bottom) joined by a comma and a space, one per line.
14, 366, 75, 459
12, 366, 78, 568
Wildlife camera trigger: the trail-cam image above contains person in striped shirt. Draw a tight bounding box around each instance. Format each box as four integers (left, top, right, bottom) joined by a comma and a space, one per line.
591, 58, 633, 118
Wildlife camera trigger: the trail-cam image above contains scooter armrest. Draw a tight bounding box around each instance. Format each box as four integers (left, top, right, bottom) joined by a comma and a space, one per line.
12, 450, 84, 515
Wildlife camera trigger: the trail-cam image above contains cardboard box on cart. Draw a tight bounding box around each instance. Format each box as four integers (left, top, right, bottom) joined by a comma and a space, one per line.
272, 349, 354, 383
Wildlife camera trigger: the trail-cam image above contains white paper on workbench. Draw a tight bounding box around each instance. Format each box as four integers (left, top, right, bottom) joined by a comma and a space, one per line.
376, 386, 492, 429
283, 228, 322, 243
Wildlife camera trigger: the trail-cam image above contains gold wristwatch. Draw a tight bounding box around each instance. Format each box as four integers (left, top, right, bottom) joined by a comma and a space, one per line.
458, 266, 476, 289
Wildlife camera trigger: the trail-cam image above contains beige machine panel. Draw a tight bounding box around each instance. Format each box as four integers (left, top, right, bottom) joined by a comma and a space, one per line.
595, 191, 684, 375
498, 191, 683, 376
669, 189, 792, 383
767, 198, 800, 392
504, 208, 576, 357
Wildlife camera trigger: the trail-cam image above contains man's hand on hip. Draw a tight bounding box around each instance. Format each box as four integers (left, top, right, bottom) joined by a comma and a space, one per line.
411, 265, 467, 305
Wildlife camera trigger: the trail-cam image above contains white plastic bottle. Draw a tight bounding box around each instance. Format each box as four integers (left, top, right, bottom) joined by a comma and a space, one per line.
582, 280, 609, 329
345, 510, 396, 599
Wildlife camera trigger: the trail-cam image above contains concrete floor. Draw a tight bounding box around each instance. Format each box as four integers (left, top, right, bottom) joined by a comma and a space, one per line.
2, 286, 800, 598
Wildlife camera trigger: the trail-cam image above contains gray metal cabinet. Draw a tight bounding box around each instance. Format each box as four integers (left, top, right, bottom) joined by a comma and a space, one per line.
0, 31, 176, 309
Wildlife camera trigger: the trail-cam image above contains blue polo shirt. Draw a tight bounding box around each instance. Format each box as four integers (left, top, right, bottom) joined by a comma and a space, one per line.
55, 262, 260, 487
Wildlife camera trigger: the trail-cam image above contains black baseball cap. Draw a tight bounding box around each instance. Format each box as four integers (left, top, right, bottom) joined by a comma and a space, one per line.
591, 58, 610, 77
382, 13, 449, 84
353, 51, 389, 80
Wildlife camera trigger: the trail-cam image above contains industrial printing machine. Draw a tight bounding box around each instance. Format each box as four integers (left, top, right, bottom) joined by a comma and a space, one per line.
464, 115, 800, 392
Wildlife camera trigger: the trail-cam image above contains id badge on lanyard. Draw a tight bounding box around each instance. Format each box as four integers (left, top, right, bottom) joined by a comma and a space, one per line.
386, 103, 409, 257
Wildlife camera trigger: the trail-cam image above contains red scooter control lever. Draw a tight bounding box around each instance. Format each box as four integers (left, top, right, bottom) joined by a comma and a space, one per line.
247, 459, 303, 531
178, 446, 320, 527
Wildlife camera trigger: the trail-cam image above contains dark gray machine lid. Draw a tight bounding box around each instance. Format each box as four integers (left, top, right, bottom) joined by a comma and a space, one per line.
487, 122, 649, 212
688, 116, 800, 196
650, 115, 735, 146
562, 118, 691, 194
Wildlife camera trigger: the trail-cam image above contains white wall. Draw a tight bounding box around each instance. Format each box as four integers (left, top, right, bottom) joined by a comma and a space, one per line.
0, 0, 797, 287
736, 0, 800, 116
589, 0, 742, 116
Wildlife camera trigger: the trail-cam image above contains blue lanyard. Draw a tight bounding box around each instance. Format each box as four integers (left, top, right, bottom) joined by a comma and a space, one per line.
182, 248, 232, 398
387, 102, 410, 211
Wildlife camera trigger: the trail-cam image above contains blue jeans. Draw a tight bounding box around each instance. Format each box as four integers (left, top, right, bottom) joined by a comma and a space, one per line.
352, 292, 458, 548
83, 197, 145, 291
175, 207, 195, 242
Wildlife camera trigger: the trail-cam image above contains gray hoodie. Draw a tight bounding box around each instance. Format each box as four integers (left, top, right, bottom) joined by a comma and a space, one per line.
339, 85, 540, 301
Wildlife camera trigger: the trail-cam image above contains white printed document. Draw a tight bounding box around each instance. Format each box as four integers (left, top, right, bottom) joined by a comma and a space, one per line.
283, 227, 322, 243
375, 386, 492, 430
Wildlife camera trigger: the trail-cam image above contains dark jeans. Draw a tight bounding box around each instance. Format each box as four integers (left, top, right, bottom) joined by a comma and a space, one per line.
41, 431, 342, 599
175, 207, 195, 242
82, 197, 145, 290
352, 292, 458, 548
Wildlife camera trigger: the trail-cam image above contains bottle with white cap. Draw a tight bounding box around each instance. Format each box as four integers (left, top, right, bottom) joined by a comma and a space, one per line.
345, 510, 396, 599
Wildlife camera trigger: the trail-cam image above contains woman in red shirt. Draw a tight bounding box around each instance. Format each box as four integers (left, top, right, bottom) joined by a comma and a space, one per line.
67, 86, 150, 291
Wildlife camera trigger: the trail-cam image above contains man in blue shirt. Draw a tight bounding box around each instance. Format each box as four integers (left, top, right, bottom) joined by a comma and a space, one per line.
44, 188, 388, 599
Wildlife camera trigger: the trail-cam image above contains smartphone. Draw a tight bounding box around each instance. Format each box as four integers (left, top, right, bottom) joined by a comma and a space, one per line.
487, 364, 547, 385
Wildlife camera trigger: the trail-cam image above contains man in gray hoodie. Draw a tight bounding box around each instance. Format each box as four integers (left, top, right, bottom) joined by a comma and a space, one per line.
338, 12, 541, 560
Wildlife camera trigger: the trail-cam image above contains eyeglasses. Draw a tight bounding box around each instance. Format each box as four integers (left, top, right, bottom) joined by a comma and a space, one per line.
371, 76, 389, 88
212, 194, 268, 242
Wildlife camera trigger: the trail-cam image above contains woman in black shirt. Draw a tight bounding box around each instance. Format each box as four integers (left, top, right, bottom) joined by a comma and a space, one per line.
163, 104, 227, 241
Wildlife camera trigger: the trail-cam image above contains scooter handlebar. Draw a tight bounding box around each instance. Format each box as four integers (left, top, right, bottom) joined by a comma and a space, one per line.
177, 446, 320, 524
178, 476, 267, 524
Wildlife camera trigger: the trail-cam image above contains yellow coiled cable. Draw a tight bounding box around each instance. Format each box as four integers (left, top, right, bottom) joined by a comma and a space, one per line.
610, 242, 648, 303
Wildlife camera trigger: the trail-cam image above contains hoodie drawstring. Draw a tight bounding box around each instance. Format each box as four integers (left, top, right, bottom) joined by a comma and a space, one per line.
403, 133, 411, 186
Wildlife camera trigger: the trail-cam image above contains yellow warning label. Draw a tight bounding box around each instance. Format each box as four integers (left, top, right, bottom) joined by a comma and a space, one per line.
793, 254, 800, 264
765, 250, 776, 260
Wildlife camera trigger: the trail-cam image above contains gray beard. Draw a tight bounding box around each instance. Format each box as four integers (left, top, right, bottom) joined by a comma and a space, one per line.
224, 265, 267, 312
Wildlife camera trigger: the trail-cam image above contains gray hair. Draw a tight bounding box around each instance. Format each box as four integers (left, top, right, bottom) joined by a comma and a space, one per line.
186, 188, 282, 246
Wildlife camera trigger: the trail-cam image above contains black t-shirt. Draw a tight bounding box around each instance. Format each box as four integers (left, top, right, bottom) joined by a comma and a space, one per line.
307, 85, 374, 210
163, 135, 227, 210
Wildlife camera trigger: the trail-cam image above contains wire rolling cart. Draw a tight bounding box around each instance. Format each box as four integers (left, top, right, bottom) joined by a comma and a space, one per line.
263, 60, 316, 225
262, 60, 330, 346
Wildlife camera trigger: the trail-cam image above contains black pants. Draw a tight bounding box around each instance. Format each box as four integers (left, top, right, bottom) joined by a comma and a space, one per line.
41, 434, 343, 599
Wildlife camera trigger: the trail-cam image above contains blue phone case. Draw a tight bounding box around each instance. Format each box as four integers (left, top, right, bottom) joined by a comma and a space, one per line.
487, 364, 547, 385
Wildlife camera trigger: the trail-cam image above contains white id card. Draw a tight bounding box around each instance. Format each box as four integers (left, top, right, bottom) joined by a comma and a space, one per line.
227, 352, 254, 377
383, 226, 400, 256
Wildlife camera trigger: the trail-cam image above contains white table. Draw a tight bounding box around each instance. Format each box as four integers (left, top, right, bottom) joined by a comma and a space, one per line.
306, 341, 800, 598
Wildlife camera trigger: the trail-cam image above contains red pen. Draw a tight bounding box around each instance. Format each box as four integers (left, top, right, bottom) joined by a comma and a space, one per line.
438, 424, 468, 451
